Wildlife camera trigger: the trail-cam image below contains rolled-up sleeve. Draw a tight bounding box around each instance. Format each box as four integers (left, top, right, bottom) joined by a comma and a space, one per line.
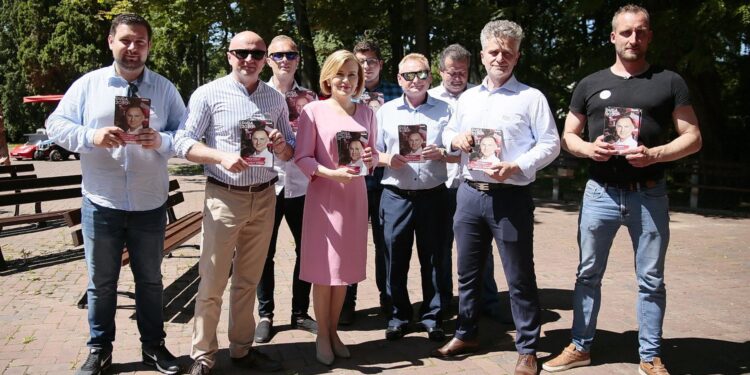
173, 88, 211, 158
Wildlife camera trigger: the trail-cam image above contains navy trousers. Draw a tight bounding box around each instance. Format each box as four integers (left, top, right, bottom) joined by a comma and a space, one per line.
453, 182, 540, 354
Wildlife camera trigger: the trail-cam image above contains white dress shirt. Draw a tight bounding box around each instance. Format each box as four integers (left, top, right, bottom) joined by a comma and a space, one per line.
428, 83, 476, 188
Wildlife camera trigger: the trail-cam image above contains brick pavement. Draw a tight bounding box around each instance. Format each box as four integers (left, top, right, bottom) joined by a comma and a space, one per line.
0, 159, 748, 374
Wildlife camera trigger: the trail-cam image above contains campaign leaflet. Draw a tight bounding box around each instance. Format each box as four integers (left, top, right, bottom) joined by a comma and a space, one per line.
359, 91, 384, 112
468, 128, 503, 170
603, 106, 641, 152
336, 130, 369, 176
240, 118, 275, 168
285, 89, 317, 133
114, 96, 151, 144
398, 124, 427, 163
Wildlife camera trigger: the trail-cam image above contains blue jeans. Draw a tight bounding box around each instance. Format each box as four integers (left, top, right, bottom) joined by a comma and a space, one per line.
82, 197, 167, 350
572, 179, 670, 361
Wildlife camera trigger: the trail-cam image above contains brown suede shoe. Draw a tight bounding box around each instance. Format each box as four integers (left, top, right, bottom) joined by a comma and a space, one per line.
639, 357, 670, 375
515, 354, 537, 375
430, 337, 479, 358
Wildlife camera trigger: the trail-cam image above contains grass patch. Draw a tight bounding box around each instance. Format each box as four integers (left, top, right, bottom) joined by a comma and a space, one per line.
168, 164, 204, 176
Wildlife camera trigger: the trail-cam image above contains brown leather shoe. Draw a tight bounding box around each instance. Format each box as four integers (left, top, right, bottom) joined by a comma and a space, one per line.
430, 337, 479, 358
515, 354, 537, 375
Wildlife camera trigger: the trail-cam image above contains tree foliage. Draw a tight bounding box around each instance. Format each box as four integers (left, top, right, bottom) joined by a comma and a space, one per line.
1, 0, 748, 162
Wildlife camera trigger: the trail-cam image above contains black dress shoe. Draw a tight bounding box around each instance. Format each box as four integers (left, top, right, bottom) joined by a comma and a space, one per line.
385, 324, 407, 340
430, 337, 480, 358
254, 319, 273, 343
425, 326, 446, 342
291, 313, 318, 334
231, 349, 282, 372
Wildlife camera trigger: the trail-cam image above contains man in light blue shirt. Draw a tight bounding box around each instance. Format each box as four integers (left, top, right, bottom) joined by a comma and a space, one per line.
46, 14, 184, 375
433, 20, 560, 375
376, 53, 452, 342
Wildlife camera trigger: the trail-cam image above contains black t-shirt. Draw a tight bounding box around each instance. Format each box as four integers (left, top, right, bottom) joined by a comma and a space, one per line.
569, 66, 691, 184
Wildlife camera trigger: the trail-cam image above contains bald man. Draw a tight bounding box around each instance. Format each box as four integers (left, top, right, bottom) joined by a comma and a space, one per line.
175, 31, 295, 374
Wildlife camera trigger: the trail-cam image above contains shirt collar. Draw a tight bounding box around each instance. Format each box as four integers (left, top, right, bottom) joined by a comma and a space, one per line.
266, 77, 301, 93
106, 63, 152, 87
480, 75, 520, 94
396, 92, 437, 110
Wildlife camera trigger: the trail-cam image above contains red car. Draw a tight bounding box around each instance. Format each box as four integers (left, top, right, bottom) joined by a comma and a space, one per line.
10, 131, 48, 160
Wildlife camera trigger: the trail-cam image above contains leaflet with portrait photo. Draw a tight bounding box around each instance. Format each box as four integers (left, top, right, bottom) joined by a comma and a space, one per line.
398, 124, 427, 163
114, 96, 151, 144
359, 91, 384, 112
336, 130, 369, 176
603, 106, 641, 152
240, 118, 275, 168
468, 128, 503, 170
285, 89, 317, 133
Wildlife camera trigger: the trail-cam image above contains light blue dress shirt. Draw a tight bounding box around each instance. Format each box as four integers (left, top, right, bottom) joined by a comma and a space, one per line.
428, 83, 477, 188
377, 94, 452, 190
46, 64, 186, 211
173, 75, 295, 186
441, 75, 560, 186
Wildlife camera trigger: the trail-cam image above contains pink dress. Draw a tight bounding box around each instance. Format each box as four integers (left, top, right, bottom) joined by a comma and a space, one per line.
295, 101, 378, 285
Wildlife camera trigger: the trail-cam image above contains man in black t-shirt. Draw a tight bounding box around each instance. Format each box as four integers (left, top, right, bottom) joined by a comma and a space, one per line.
543, 5, 701, 375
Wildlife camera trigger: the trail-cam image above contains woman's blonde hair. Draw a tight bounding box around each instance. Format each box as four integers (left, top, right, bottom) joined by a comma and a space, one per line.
319, 49, 365, 97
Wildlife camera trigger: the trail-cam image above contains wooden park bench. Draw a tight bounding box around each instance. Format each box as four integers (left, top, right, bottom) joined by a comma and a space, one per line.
0, 173, 82, 269
67, 179, 202, 309
671, 159, 750, 209
0, 164, 40, 217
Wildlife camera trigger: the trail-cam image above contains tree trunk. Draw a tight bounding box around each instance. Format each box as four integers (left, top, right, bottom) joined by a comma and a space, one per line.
388, 0, 404, 77
0, 102, 10, 165
292, 0, 319, 93
414, 0, 429, 57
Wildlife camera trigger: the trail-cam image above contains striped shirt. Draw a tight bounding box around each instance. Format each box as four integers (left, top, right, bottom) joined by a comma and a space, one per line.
174, 75, 295, 185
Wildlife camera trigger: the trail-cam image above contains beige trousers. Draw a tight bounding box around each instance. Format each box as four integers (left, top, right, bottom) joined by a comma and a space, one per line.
191, 182, 276, 367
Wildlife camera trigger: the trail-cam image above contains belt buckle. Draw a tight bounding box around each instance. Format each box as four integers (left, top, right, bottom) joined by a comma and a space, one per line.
475, 182, 489, 191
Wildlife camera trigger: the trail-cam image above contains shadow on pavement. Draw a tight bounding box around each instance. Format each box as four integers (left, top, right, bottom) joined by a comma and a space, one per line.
0, 247, 83, 276
541, 329, 749, 374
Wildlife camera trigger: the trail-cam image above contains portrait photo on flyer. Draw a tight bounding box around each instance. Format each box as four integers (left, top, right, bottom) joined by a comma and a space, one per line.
336, 130, 369, 176
286, 89, 317, 133
114, 96, 151, 144
398, 124, 427, 163
468, 128, 503, 170
603, 106, 642, 152
240, 119, 275, 168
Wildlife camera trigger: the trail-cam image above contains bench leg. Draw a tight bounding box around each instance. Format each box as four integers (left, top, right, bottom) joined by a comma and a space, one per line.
0, 248, 6, 270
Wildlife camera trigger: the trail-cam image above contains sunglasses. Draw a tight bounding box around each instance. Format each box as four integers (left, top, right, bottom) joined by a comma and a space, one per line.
229, 49, 266, 60
269, 51, 299, 62
399, 70, 430, 81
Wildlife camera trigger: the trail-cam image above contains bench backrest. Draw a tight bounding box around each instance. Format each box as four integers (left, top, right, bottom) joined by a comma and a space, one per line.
0, 175, 83, 206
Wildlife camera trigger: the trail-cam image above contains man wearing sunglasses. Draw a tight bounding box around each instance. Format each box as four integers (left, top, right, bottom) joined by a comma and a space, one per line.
436, 20, 560, 375
46, 13, 185, 375
375, 53, 452, 342
253, 35, 318, 345
175, 31, 295, 375
429, 44, 509, 325
340, 39, 403, 325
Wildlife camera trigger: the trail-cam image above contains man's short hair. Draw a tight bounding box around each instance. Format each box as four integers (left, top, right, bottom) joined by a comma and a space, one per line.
110, 13, 152, 41
611, 4, 650, 31
319, 50, 365, 97
353, 40, 383, 60
269, 35, 298, 52
438, 44, 471, 71
480, 20, 524, 50
398, 53, 429, 72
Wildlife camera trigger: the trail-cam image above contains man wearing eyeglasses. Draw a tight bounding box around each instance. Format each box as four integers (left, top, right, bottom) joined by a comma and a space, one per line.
46, 13, 184, 375
435, 20, 560, 375
340, 40, 403, 325
253, 35, 318, 345
428, 44, 508, 325
374, 53, 451, 342
174, 31, 294, 375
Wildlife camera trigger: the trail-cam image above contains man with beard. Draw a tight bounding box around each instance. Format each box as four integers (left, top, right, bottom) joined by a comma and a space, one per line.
46, 13, 185, 375
543, 5, 701, 375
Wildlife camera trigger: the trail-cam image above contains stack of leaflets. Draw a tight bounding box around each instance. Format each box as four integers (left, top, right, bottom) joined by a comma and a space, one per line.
468, 128, 503, 170
114, 96, 151, 144
336, 130, 369, 176
240, 119, 275, 168
398, 124, 427, 163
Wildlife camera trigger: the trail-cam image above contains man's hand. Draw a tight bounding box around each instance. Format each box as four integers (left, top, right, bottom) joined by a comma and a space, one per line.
422, 144, 442, 160
623, 145, 659, 168
451, 130, 474, 153
93, 127, 125, 148
387, 153, 407, 169
136, 128, 162, 149
220, 153, 249, 173
269, 129, 286, 154
484, 161, 520, 182
586, 135, 617, 162
362, 146, 375, 169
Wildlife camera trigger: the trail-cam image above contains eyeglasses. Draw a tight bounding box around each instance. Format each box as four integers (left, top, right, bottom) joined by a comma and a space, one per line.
229, 49, 266, 60
358, 58, 380, 66
399, 70, 430, 81
269, 51, 299, 62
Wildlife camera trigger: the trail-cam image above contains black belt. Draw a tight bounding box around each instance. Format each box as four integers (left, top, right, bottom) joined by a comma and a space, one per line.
384, 184, 446, 197
465, 180, 518, 192
593, 178, 658, 192
207, 176, 278, 192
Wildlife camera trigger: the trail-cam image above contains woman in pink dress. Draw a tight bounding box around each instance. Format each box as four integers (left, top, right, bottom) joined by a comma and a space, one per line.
294, 50, 378, 366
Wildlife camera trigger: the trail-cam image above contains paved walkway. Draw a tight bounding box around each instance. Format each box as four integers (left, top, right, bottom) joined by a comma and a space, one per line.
0, 159, 747, 374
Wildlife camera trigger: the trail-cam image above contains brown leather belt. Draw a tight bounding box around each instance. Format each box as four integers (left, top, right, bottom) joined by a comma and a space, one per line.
384, 184, 446, 198
594, 179, 658, 192
207, 176, 278, 192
